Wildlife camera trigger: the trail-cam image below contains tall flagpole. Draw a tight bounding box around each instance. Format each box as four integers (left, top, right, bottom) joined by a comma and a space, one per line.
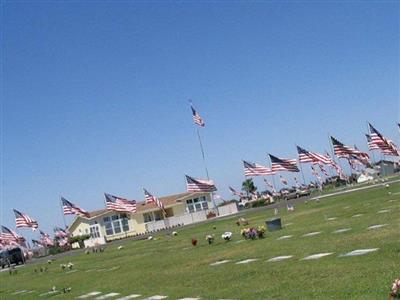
267, 154, 278, 195
60, 196, 67, 229
196, 127, 210, 180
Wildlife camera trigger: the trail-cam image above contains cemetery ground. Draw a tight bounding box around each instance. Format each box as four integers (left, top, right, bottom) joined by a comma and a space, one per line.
1, 182, 399, 299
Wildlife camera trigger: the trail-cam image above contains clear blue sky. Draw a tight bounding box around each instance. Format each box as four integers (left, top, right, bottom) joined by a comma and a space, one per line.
2, 1, 399, 237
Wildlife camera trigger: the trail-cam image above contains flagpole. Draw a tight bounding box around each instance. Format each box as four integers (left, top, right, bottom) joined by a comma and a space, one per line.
267, 154, 278, 195
196, 128, 210, 180
60, 196, 67, 229
328, 134, 346, 180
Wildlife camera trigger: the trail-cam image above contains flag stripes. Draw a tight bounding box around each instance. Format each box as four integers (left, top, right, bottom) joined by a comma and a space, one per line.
185, 175, 217, 192
269, 154, 299, 172
13, 209, 38, 229
243, 160, 274, 177
61, 197, 90, 218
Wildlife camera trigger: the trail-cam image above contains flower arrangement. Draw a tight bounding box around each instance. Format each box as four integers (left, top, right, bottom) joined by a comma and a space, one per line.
390, 278, 400, 299
241, 226, 266, 240
191, 238, 198, 246
205, 234, 214, 245
172, 231, 178, 236
221, 232, 232, 241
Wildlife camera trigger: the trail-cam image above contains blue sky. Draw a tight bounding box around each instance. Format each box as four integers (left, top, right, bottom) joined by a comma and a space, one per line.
2, 2, 399, 237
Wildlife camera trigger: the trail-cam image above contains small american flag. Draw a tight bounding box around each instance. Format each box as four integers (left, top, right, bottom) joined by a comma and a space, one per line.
61, 197, 90, 218
365, 133, 380, 151
54, 227, 69, 238
269, 154, 299, 172
318, 163, 329, 177
13, 209, 38, 230
143, 188, 165, 211
228, 186, 243, 197
185, 175, 217, 192
39, 230, 54, 247
279, 175, 288, 185
105, 193, 137, 213
190, 103, 205, 127
263, 178, 276, 192
243, 160, 275, 177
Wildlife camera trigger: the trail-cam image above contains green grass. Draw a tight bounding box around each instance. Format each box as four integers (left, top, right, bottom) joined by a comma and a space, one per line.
1, 183, 400, 299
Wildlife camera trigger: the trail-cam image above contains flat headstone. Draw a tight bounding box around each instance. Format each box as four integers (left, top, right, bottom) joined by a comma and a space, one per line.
377, 209, 391, 214
301, 253, 333, 260
96, 293, 120, 300
97, 268, 108, 272
333, 228, 351, 234
85, 269, 97, 273
40, 290, 59, 297
326, 217, 337, 221
177, 298, 201, 300
108, 266, 120, 271
210, 260, 230, 266
144, 296, 168, 300
284, 223, 293, 226
77, 292, 102, 299
66, 269, 78, 274
234, 240, 245, 244
115, 295, 141, 300
341, 248, 379, 257
302, 232, 321, 237
235, 258, 258, 264
12, 290, 27, 295
352, 214, 363, 218
343, 206, 350, 209
267, 255, 293, 262
367, 224, 388, 230
277, 235, 293, 240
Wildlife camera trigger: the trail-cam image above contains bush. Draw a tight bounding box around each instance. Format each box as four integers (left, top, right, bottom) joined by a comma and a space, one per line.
68, 234, 90, 248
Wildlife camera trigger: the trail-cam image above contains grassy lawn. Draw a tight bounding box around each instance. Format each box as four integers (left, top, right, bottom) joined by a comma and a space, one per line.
1, 182, 399, 299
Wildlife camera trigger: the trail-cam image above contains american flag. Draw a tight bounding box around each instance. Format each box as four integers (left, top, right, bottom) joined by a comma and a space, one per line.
331, 136, 370, 161
365, 133, 380, 151
1, 225, 25, 245
263, 178, 277, 194
143, 188, 165, 211
190, 103, 205, 127
243, 160, 274, 177
54, 227, 69, 239
310, 165, 319, 177
185, 175, 217, 192
318, 163, 329, 177
228, 186, 243, 197
368, 123, 399, 156
59, 237, 69, 247
39, 230, 54, 247
269, 154, 299, 172
32, 239, 44, 247
105, 193, 137, 213
61, 197, 90, 218
13, 209, 38, 230
297, 146, 332, 165
279, 175, 288, 185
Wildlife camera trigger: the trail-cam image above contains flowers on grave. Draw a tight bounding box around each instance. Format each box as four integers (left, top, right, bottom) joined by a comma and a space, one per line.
60, 264, 66, 271
390, 278, 400, 299
221, 232, 232, 241
236, 217, 249, 226
67, 262, 74, 270
257, 225, 266, 238
172, 231, 178, 236
118, 245, 125, 250
206, 234, 214, 245
147, 236, 153, 240
241, 226, 266, 240
47, 259, 52, 264
191, 238, 198, 246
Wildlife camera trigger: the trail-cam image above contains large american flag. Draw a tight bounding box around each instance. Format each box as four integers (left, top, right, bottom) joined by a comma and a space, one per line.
143, 188, 165, 211
13, 209, 38, 230
297, 146, 332, 165
365, 133, 380, 151
185, 175, 217, 192
1, 225, 25, 245
190, 104, 205, 127
105, 193, 137, 213
330, 136, 370, 161
243, 160, 274, 177
61, 197, 90, 218
269, 154, 299, 172
368, 123, 399, 156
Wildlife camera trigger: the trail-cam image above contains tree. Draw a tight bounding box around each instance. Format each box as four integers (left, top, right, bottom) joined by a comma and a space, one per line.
242, 178, 257, 197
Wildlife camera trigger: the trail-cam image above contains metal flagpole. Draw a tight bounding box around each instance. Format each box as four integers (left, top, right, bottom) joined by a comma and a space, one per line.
60, 196, 67, 229
267, 154, 278, 195
196, 128, 210, 180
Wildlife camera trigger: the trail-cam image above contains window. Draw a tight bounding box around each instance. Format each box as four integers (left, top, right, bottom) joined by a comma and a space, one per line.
186, 196, 209, 212
90, 225, 100, 238
143, 212, 153, 223
103, 214, 129, 236
143, 211, 164, 223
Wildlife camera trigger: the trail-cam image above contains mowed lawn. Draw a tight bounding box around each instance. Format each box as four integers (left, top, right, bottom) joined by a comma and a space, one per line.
1, 183, 399, 299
